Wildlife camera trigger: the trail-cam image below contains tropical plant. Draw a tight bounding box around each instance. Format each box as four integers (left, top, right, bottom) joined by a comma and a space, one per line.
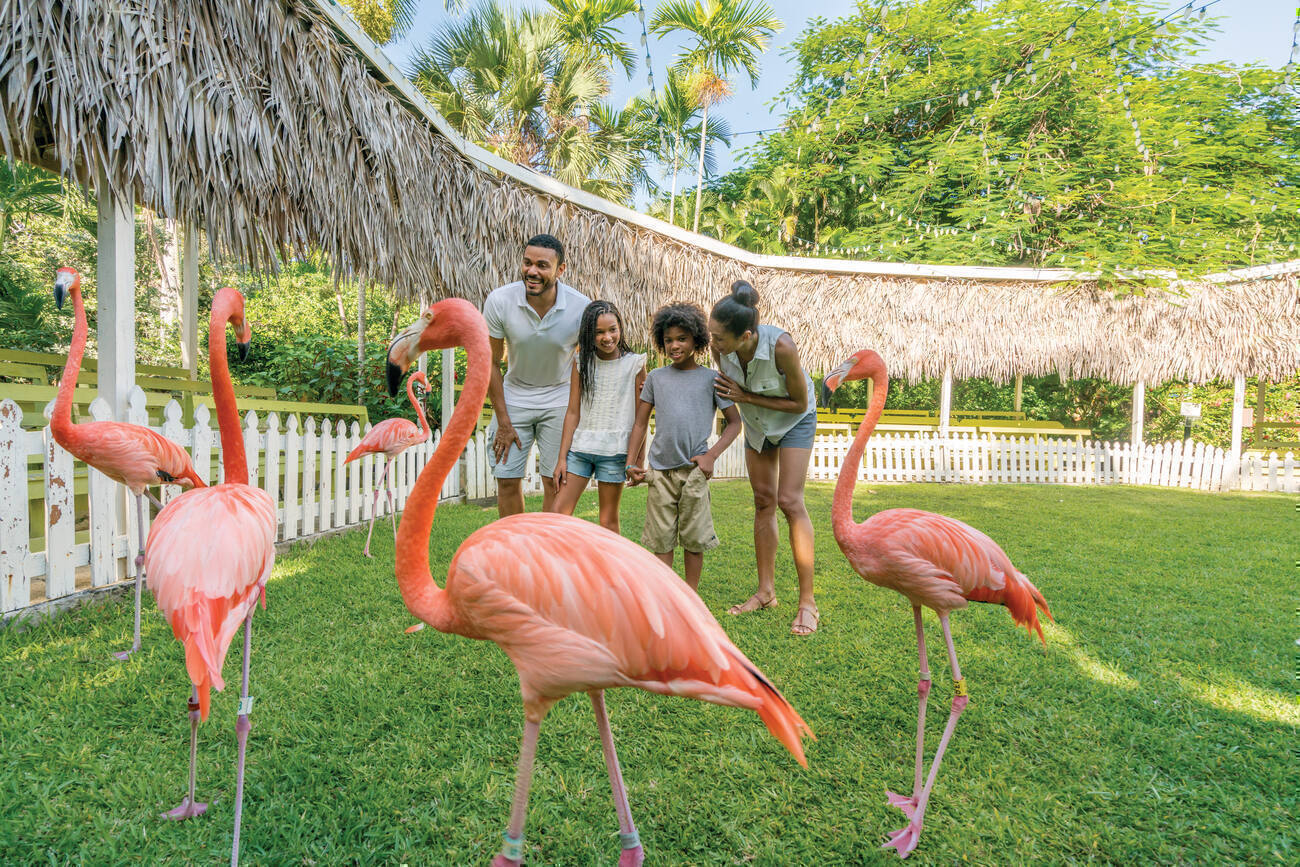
337, 0, 419, 44
721, 0, 1298, 280
546, 0, 638, 77
409, 0, 647, 203
633, 68, 732, 225
650, 0, 782, 232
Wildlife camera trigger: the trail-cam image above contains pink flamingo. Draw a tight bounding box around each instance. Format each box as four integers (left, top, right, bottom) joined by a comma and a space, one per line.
824, 350, 1053, 858
50, 266, 205, 660
385, 301, 813, 867
344, 369, 431, 557
144, 287, 276, 867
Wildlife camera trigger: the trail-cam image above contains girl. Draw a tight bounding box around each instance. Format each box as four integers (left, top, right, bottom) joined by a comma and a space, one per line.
709, 280, 820, 635
553, 300, 646, 533
626, 303, 742, 591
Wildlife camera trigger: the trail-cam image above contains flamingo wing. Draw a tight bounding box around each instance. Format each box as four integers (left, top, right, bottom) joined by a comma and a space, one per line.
447, 513, 812, 764
346, 417, 420, 461
145, 484, 276, 719
68, 421, 202, 492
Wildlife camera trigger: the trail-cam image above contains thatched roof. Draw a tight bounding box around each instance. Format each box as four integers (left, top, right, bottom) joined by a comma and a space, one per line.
2, 0, 1296, 383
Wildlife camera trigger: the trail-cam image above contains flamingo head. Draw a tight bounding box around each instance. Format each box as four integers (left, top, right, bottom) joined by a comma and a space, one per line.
387, 298, 481, 396
409, 370, 430, 397
214, 286, 253, 361
53, 267, 80, 310
824, 349, 886, 392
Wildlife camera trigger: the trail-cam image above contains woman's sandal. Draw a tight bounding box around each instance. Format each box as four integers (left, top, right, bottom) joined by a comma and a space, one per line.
790, 605, 820, 636
728, 593, 778, 615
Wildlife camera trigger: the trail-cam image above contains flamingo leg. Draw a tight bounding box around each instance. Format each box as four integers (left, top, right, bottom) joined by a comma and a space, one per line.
886, 605, 931, 821
491, 718, 541, 867
884, 613, 968, 858
590, 691, 643, 867
387, 483, 398, 542
230, 612, 254, 867
113, 493, 148, 660
363, 458, 394, 558
145, 490, 165, 511
162, 686, 207, 819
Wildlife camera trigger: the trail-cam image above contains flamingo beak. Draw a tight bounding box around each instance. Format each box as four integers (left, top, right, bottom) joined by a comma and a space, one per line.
387, 318, 425, 396
237, 341, 251, 362
824, 358, 856, 392
53, 272, 72, 310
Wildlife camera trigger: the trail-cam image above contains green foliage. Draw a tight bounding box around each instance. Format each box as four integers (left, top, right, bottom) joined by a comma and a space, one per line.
1, 483, 1293, 862
408, 0, 648, 204
0, 257, 68, 352
693, 0, 1299, 280
337, 0, 418, 44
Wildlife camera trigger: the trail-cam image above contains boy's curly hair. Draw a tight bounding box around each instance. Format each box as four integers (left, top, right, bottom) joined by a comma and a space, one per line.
651, 302, 710, 354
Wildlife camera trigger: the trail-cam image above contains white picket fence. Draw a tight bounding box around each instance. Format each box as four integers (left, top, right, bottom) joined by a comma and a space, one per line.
4, 394, 1297, 619
809, 430, 1299, 492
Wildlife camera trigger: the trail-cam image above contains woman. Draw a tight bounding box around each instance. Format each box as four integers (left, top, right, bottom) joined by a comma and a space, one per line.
709, 280, 819, 635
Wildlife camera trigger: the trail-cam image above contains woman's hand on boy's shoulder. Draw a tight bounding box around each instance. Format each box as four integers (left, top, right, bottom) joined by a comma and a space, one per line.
714, 372, 746, 404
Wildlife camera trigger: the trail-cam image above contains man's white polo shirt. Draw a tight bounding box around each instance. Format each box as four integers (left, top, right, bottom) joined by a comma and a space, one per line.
482, 280, 590, 410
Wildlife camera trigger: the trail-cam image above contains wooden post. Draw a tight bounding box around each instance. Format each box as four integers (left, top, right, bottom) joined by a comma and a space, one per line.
1131, 380, 1145, 444
96, 174, 136, 420
357, 282, 367, 406
1013, 373, 1023, 413
1229, 375, 1246, 460
180, 222, 199, 376
938, 367, 953, 432
1254, 379, 1267, 448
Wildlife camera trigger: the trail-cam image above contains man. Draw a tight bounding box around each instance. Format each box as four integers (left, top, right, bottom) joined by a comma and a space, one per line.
482, 234, 589, 517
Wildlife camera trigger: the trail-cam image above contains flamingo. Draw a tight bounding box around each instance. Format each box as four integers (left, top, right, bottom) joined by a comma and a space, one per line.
50, 266, 205, 660
143, 287, 276, 867
344, 369, 431, 557
385, 300, 813, 867
823, 349, 1053, 858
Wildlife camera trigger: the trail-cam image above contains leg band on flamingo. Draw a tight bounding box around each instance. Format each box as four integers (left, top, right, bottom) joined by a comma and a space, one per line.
619, 830, 641, 850
501, 834, 525, 861
953, 678, 968, 698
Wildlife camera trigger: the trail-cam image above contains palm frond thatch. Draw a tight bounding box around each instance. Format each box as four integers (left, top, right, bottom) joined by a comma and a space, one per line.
0, 0, 1295, 383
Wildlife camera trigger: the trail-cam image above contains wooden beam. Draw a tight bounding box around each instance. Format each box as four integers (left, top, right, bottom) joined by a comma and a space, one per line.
939, 367, 953, 432
1230, 376, 1246, 458
1013, 373, 1023, 413
95, 173, 135, 419
180, 222, 199, 376
1130, 381, 1145, 444
1254, 379, 1267, 447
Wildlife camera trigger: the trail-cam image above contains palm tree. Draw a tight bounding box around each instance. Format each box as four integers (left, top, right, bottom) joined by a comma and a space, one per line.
409, 0, 646, 204
633, 68, 732, 226
546, 0, 638, 77
650, 0, 781, 233
0, 161, 74, 254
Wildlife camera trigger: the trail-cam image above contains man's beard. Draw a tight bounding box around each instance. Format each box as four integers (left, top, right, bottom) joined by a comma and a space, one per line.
523, 276, 554, 296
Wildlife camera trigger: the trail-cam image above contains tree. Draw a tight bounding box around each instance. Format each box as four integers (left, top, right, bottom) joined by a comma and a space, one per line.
650, 0, 782, 233
718, 0, 1298, 280
546, 0, 638, 77
633, 68, 732, 225
409, 0, 647, 203
337, 0, 419, 45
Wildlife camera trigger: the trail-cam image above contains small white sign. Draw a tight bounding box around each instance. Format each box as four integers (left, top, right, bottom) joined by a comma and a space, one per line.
1180, 401, 1202, 419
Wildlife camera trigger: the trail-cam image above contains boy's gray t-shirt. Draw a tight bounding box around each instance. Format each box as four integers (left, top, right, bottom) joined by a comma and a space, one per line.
640, 365, 733, 470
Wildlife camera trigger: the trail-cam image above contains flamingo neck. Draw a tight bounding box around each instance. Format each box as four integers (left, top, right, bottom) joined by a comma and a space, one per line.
409, 376, 431, 442
394, 332, 488, 633
209, 297, 247, 484
51, 283, 87, 445
832, 364, 889, 544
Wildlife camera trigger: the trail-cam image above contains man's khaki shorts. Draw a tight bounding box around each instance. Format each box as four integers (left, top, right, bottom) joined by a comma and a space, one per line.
641, 465, 719, 554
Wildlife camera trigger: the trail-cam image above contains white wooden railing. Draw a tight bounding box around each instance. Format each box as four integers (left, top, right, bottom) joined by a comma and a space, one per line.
4, 395, 1297, 619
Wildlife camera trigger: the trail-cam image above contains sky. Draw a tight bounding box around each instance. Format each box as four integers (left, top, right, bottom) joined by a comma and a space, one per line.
384, 0, 1299, 185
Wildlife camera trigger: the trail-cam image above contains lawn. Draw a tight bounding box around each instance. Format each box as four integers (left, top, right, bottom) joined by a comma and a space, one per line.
0, 482, 1293, 865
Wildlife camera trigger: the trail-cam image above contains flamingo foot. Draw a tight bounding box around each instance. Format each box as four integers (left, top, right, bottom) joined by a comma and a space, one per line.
882, 821, 923, 858
489, 856, 521, 867
404, 622, 425, 634
162, 797, 208, 820
885, 790, 918, 820
618, 844, 645, 867
111, 647, 136, 661
363, 546, 373, 558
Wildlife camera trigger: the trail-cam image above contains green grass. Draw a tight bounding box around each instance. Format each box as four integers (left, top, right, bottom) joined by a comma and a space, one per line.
1, 482, 1294, 864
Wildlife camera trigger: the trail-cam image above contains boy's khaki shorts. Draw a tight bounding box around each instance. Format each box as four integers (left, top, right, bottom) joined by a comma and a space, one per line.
641, 465, 719, 554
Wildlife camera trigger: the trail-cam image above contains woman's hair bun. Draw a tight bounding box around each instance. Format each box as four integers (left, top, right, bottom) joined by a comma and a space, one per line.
730, 279, 759, 309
